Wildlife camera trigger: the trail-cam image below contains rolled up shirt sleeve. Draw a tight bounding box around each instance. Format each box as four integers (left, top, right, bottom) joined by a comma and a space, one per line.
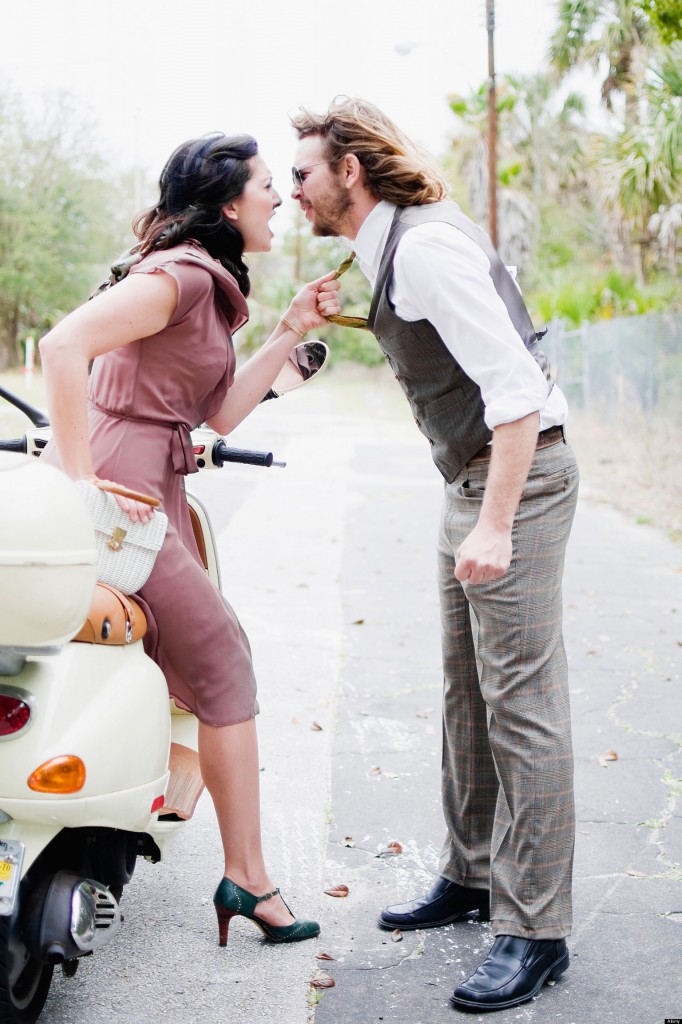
392, 223, 554, 430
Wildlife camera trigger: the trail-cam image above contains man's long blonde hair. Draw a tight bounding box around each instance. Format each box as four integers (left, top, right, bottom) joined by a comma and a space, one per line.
291, 97, 447, 206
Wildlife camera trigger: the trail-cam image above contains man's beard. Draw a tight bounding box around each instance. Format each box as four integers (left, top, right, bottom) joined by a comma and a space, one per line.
311, 183, 352, 237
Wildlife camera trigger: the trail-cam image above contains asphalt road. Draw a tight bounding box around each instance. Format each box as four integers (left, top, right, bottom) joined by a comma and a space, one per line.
38, 367, 681, 1024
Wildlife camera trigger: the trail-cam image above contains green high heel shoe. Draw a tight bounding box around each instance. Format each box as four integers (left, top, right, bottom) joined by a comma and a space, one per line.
213, 877, 320, 946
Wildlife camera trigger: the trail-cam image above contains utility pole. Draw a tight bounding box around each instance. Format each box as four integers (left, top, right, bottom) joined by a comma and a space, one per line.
485, 0, 498, 248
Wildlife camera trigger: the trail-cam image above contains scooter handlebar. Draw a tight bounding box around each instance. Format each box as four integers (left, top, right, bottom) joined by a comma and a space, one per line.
0, 409, 287, 474
0, 437, 28, 454
212, 441, 285, 468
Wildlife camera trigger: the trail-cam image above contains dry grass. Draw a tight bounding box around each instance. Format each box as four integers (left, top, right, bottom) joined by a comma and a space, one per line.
566, 410, 682, 541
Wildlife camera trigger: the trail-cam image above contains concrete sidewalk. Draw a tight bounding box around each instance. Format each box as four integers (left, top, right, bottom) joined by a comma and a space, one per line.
311, 385, 682, 1024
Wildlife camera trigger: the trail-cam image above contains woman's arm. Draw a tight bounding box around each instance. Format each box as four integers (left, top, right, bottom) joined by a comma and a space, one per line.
207, 271, 340, 435
39, 271, 178, 521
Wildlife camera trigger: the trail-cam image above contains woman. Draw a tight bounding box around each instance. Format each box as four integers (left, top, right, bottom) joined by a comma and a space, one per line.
38, 132, 340, 946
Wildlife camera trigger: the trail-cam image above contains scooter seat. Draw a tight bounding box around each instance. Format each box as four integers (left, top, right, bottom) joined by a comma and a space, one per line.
72, 582, 147, 645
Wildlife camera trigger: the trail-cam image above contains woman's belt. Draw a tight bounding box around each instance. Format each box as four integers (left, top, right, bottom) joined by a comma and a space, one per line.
89, 401, 198, 476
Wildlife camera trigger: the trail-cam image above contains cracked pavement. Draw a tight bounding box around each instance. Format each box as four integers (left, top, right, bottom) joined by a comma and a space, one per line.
313, 399, 682, 1024
31, 369, 681, 1024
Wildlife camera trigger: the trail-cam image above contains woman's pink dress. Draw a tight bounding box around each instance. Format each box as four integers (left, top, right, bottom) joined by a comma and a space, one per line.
42, 242, 258, 727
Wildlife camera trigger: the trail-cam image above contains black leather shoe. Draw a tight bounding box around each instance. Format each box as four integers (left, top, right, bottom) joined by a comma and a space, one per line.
378, 876, 490, 931
450, 935, 569, 1012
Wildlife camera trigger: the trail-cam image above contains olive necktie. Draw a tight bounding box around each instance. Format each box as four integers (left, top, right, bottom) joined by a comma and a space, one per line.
325, 251, 370, 331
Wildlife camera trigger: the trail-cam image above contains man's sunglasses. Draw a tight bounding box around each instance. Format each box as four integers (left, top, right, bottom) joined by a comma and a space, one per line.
291, 161, 326, 187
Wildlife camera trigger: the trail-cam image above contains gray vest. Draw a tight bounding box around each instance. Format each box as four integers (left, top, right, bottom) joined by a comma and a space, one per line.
367, 202, 551, 482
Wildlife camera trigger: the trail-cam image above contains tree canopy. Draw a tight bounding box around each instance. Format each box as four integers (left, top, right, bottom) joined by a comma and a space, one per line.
0, 3, 680, 368
0, 89, 136, 368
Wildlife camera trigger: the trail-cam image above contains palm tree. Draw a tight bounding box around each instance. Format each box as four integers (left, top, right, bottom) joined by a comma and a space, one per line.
506, 72, 588, 202
447, 81, 534, 267
549, 0, 652, 126
447, 73, 597, 273
639, 0, 682, 44
599, 42, 682, 281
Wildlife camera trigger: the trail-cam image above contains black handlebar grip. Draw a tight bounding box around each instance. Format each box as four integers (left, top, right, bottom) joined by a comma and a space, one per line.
0, 438, 28, 454
212, 441, 274, 468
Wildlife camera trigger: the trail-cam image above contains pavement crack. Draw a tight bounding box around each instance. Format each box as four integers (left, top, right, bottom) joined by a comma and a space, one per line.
602, 676, 682, 872
337, 959, 412, 972
637, 767, 682, 877
333, 939, 427, 973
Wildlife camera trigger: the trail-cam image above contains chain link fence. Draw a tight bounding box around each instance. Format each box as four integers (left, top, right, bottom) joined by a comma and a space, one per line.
543, 313, 682, 423
541, 312, 682, 535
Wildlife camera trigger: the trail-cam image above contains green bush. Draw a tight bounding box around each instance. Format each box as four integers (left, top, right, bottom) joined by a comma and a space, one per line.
527, 268, 681, 327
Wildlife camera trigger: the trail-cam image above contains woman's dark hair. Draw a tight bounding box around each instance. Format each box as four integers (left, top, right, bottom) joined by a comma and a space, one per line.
133, 133, 259, 296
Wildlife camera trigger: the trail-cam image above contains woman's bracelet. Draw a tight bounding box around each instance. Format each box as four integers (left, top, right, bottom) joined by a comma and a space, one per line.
280, 315, 306, 340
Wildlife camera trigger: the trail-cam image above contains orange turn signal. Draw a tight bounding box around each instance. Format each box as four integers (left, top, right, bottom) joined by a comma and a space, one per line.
28, 755, 87, 794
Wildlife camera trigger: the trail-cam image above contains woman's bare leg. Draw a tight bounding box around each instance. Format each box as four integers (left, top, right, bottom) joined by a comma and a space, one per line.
198, 718, 295, 927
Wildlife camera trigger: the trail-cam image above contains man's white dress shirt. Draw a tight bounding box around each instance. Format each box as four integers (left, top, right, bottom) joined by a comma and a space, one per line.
345, 201, 567, 431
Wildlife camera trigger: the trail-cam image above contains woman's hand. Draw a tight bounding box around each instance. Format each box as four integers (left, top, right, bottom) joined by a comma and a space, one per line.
81, 476, 156, 524
283, 270, 341, 336
111, 490, 155, 524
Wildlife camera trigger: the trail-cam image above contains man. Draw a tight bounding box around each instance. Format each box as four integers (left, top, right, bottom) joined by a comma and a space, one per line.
291, 97, 579, 1013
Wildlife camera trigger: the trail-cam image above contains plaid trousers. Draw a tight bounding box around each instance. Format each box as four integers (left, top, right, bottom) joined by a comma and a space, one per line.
437, 439, 579, 939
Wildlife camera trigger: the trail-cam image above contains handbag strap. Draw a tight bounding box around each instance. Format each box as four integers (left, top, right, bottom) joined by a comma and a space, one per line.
73, 581, 146, 644
93, 480, 161, 507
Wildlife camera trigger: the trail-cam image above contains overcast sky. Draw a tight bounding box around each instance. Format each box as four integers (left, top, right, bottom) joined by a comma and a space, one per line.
3, 0, 578, 224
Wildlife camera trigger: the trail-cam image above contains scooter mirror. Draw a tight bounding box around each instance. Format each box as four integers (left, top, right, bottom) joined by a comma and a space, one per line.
266, 340, 330, 399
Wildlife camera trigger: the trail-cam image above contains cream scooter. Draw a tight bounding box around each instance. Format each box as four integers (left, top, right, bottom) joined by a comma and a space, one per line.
0, 341, 328, 1024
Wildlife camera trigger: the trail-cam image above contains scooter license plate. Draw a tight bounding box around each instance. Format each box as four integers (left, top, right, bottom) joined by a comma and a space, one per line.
0, 839, 25, 917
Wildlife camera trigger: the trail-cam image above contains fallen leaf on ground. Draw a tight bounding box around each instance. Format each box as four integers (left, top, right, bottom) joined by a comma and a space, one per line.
405, 938, 426, 960
343, 836, 355, 847
352, 618, 365, 625
626, 869, 647, 877
377, 841, 403, 858
316, 952, 335, 961
310, 975, 335, 989
391, 929, 403, 942
324, 884, 349, 898
311, 721, 323, 731
597, 749, 618, 766
369, 766, 382, 776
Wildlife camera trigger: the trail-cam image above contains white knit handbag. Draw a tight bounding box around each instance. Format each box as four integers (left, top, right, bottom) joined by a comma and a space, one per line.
75, 481, 168, 595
